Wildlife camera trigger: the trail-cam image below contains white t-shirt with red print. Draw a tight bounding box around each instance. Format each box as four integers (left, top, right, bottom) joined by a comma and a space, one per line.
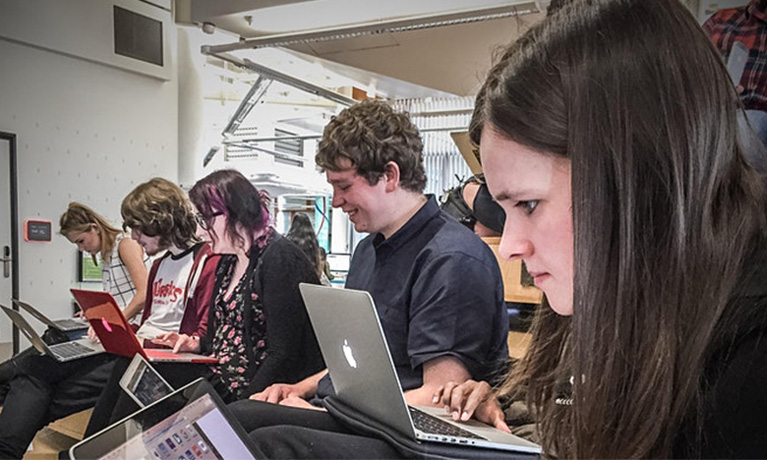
136, 248, 194, 340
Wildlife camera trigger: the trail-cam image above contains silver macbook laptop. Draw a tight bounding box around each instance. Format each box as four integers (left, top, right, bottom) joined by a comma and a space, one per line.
1, 305, 103, 362
13, 299, 88, 332
119, 354, 174, 408
298, 283, 541, 454
69, 378, 257, 460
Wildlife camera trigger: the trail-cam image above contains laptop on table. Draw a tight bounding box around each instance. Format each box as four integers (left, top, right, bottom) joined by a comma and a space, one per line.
1, 305, 103, 362
70, 289, 218, 364
13, 299, 89, 332
69, 378, 258, 460
298, 283, 541, 455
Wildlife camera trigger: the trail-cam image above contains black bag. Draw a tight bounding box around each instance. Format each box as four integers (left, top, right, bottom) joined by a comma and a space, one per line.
42, 326, 71, 345
323, 396, 540, 460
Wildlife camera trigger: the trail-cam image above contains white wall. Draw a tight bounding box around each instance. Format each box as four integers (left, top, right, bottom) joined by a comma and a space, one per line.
0, 1, 178, 340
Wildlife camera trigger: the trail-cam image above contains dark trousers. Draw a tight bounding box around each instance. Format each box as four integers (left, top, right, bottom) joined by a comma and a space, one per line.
226, 399, 400, 459
0, 353, 116, 459
250, 425, 401, 459
85, 357, 214, 437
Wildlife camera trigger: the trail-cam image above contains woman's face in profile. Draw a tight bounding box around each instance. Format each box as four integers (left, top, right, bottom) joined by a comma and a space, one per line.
480, 127, 574, 315
66, 225, 101, 255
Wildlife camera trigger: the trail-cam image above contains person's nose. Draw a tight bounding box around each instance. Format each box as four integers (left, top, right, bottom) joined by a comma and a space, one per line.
498, 222, 533, 262
331, 192, 343, 208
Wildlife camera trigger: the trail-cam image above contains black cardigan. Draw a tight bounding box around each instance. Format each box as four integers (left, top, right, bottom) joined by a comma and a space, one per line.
202, 233, 325, 397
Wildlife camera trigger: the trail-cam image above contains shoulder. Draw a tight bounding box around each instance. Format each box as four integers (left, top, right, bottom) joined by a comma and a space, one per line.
422, 214, 497, 264
690, 326, 767, 456
263, 233, 305, 262
117, 236, 141, 255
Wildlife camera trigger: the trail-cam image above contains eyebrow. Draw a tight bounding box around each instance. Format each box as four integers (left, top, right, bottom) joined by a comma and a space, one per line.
493, 187, 539, 202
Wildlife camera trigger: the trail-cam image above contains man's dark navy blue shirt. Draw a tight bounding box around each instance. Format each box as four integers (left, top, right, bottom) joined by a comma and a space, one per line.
317, 196, 508, 398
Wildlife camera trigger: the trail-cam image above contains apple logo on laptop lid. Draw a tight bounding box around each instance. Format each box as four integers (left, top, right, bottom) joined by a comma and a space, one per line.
342, 339, 357, 369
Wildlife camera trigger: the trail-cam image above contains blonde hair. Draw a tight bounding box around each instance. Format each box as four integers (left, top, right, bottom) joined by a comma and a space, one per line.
59, 202, 121, 264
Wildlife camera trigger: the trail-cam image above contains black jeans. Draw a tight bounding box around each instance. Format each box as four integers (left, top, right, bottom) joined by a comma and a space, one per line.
226, 399, 400, 459
0, 353, 115, 459
250, 425, 400, 459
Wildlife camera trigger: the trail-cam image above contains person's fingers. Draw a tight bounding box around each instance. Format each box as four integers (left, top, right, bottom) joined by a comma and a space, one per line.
440, 381, 460, 409
460, 384, 490, 421
432, 386, 445, 405
448, 384, 471, 420
265, 388, 284, 404
492, 412, 512, 433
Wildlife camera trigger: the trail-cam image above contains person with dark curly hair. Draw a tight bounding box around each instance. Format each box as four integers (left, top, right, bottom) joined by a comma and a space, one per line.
225, 99, 509, 457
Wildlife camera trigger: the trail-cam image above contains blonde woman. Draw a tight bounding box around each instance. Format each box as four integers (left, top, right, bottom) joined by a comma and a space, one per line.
60, 202, 148, 321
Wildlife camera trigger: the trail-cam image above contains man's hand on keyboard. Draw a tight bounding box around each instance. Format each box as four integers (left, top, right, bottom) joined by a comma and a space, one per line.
432, 379, 511, 433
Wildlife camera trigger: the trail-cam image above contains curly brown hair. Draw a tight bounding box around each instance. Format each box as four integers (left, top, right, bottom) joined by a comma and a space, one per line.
120, 178, 198, 249
315, 100, 427, 193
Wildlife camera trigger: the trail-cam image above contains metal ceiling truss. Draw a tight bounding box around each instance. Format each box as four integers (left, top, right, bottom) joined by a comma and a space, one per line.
201, 2, 544, 54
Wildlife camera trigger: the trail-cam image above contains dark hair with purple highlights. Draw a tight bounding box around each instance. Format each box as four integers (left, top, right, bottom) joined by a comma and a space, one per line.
189, 169, 271, 250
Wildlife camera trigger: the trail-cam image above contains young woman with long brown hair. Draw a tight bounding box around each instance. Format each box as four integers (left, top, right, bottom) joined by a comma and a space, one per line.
436, 0, 767, 457
60, 202, 148, 320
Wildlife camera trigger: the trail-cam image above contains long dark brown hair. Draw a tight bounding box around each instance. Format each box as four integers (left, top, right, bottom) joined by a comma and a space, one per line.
471, 0, 767, 457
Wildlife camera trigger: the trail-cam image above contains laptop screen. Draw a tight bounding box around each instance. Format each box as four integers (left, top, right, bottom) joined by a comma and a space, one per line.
70, 379, 256, 460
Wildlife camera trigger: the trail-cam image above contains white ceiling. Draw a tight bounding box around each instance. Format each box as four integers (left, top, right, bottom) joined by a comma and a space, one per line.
181, 0, 547, 97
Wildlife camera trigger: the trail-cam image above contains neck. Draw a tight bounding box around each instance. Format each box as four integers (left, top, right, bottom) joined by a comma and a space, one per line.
167, 243, 191, 256
380, 192, 428, 239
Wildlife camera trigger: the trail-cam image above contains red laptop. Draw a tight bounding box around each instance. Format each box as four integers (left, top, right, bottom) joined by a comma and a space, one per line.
71, 289, 218, 364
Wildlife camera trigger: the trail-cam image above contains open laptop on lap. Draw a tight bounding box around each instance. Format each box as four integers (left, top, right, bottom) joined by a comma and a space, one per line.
70, 289, 218, 364
1, 305, 103, 362
13, 299, 89, 332
299, 283, 541, 455
69, 378, 257, 460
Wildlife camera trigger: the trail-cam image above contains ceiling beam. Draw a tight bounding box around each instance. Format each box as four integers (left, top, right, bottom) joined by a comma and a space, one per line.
201, 2, 541, 54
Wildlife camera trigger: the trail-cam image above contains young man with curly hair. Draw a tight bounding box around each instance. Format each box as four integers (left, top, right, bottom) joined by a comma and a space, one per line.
227, 100, 510, 458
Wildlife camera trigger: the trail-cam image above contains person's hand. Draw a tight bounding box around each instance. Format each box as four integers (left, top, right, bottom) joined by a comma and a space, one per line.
87, 326, 99, 342
433, 379, 511, 433
250, 383, 307, 404
151, 332, 200, 353
737, 84, 745, 94
278, 396, 325, 411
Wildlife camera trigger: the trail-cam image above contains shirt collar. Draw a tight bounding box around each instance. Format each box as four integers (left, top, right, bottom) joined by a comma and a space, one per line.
372, 195, 439, 250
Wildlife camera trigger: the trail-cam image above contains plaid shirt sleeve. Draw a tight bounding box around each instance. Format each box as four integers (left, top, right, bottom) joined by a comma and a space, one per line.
703, 1, 767, 112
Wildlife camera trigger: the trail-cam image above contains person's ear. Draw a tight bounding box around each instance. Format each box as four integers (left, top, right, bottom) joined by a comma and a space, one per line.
383, 161, 400, 192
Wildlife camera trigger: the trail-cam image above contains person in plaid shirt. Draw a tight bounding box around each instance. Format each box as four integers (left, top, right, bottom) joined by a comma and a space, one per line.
703, 0, 767, 112
704, 0, 767, 169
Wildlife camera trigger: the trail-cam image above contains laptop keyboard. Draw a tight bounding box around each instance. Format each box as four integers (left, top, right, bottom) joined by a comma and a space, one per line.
53, 341, 94, 359
409, 407, 485, 440
55, 318, 87, 329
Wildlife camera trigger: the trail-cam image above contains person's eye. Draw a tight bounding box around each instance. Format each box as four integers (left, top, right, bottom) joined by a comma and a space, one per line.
516, 200, 539, 215
339, 184, 351, 191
